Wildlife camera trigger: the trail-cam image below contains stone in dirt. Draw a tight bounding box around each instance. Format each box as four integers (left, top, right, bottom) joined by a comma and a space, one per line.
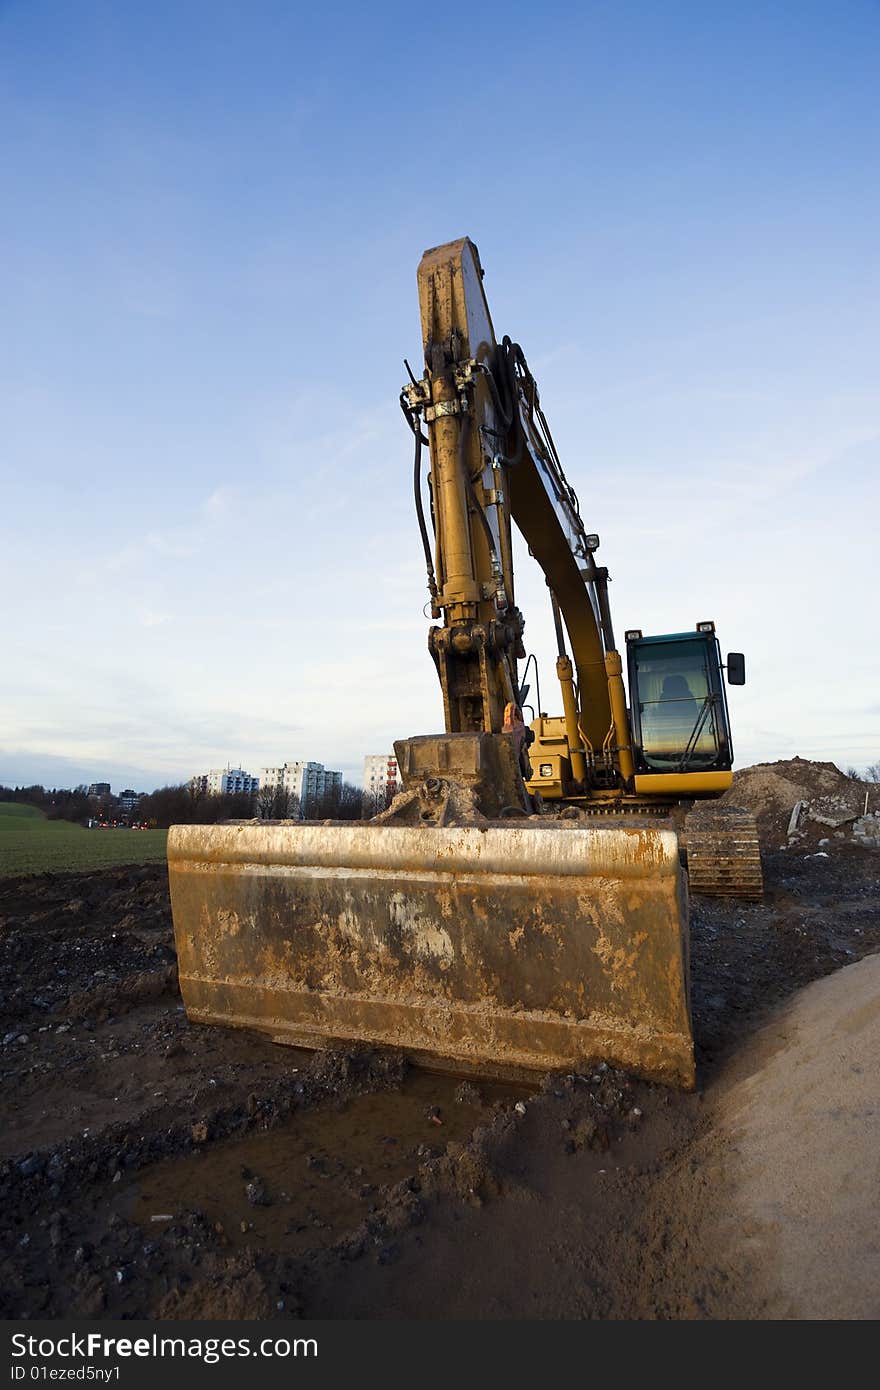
853, 816, 880, 847
244, 1176, 270, 1207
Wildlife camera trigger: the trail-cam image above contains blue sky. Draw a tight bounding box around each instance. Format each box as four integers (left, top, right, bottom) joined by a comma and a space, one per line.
2, 0, 878, 791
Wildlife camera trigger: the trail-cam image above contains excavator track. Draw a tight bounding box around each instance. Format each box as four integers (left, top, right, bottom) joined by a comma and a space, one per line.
683, 804, 764, 900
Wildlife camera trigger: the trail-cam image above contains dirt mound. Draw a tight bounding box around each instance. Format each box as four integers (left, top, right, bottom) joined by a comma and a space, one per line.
722, 757, 873, 850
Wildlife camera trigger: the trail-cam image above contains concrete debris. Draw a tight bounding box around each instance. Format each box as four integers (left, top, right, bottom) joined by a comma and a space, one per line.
787, 801, 806, 836
807, 796, 859, 829
853, 816, 880, 848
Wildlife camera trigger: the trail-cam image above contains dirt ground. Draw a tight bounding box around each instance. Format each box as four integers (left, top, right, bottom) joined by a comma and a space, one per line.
1, 826, 878, 1319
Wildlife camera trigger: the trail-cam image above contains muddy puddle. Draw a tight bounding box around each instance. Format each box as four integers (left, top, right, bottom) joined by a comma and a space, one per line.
126, 1071, 524, 1254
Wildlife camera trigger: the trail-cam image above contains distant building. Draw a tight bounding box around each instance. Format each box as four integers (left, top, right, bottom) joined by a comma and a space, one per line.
258, 761, 342, 817
189, 766, 259, 798
87, 782, 111, 799
362, 754, 401, 815
118, 789, 143, 812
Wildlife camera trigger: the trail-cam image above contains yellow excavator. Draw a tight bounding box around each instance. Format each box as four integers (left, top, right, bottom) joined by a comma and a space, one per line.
168, 238, 761, 1090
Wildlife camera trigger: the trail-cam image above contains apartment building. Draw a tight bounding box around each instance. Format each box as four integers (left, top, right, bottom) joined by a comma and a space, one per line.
362, 753, 401, 815
258, 760, 342, 817
190, 766, 260, 798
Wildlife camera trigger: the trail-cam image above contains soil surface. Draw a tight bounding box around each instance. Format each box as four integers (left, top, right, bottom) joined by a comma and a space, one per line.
1, 823, 878, 1319
710, 952, 880, 1319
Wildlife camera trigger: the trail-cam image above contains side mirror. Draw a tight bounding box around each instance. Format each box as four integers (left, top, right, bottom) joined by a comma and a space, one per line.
726, 652, 746, 685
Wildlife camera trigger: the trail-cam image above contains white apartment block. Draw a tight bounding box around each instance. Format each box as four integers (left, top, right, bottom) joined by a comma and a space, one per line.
190, 766, 259, 797
362, 753, 402, 814
258, 760, 342, 816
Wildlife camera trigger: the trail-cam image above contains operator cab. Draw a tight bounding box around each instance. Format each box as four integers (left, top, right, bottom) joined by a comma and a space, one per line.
625, 623, 743, 781
525, 622, 746, 801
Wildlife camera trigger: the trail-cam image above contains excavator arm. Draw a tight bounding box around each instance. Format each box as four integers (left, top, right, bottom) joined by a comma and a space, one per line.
403, 238, 613, 748
400, 238, 634, 805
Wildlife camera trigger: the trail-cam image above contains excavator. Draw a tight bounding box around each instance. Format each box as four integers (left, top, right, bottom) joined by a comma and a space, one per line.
168, 238, 762, 1090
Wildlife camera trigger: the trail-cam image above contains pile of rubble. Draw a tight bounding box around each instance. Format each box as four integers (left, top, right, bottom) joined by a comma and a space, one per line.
722, 757, 880, 852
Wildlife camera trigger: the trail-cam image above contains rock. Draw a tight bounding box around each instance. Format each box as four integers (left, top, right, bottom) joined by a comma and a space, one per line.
807, 796, 859, 829
245, 1177, 270, 1207
18, 1156, 44, 1178
454, 1081, 482, 1106
787, 801, 806, 836
853, 816, 880, 847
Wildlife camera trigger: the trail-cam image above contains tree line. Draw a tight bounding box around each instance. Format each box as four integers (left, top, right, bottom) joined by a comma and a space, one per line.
0, 784, 97, 823
845, 762, 880, 784
0, 779, 366, 829
139, 780, 364, 828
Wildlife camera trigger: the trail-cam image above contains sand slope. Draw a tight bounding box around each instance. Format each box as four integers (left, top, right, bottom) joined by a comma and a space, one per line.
713, 951, 880, 1318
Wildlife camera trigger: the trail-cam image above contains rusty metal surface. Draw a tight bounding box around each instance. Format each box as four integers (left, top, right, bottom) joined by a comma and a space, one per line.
168, 821, 694, 1088
394, 732, 529, 816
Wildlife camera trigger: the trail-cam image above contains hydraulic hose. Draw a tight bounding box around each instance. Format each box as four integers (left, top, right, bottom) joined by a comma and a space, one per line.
411, 417, 438, 606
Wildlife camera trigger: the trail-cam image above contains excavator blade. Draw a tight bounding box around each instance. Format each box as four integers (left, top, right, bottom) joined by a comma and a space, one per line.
168, 821, 694, 1088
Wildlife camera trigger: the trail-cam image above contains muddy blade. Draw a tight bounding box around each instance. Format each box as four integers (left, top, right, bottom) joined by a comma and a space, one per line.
168, 822, 694, 1088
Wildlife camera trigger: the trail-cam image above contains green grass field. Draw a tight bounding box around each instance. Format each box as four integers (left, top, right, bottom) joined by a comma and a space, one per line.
0, 802, 168, 878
